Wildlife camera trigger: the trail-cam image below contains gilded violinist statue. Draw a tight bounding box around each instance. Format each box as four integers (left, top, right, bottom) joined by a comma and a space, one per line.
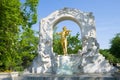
57, 26, 71, 55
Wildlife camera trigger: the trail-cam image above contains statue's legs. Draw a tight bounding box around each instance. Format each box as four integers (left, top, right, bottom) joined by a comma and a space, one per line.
61, 39, 67, 55
64, 39, 67, 55
61, 41, 64, 55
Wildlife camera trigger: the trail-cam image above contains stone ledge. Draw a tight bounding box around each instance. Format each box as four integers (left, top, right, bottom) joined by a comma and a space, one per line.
113, 72, 120, 77
0, 72, 19, 79
20, 73, 120, 80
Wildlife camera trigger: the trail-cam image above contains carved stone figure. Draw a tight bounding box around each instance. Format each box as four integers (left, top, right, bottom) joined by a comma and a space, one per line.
57, 26, 71, 55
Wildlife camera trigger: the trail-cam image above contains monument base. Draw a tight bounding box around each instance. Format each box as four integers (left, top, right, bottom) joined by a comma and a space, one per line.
30, 52, 118, 74
56, 53, 117, 74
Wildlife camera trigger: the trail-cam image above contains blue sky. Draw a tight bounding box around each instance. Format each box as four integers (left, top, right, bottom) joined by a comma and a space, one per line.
32, 0, 120, 49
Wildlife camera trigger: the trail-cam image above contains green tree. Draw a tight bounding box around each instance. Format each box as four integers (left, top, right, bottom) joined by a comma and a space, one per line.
18, 0, 39, 69
100, 33, 120, 64
109, 33, 120, 63
0, 0, 39, 71
20, 0, 39, 28
18, 28, 39, 69
0, 0, 23, 71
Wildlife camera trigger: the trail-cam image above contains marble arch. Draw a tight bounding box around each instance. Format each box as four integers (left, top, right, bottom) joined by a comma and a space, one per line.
30, 8, 116, 74
39, 7, 98, 56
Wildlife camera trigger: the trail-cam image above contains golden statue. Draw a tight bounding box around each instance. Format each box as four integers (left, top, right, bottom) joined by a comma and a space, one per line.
57, 26, 71, 55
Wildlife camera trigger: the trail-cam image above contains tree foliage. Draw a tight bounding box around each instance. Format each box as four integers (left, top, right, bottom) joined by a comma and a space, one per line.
53, 31, 63, 55
67, 33, 82, 54
109, 33, 120, 63
0, 0, 23, 71
100, 49, 117, 63
18, 0, 39, 69
17, 28, 39, 69
0, 0, 39, 71
100, 33, 120, 64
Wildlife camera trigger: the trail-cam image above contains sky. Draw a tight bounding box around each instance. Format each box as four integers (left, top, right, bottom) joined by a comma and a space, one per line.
32, 0, 120, 49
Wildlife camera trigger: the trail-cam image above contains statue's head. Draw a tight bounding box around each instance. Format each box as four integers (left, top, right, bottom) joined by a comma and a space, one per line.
63, 26, 67, 30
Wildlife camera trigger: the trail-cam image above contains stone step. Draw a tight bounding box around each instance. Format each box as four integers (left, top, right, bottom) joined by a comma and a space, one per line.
15, 73, 120, 80
16, 76, 120, 80
2, 73, 120, 80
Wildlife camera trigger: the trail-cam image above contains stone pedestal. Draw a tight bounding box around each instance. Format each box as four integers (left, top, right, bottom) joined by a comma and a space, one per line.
56, 55, 81, 75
